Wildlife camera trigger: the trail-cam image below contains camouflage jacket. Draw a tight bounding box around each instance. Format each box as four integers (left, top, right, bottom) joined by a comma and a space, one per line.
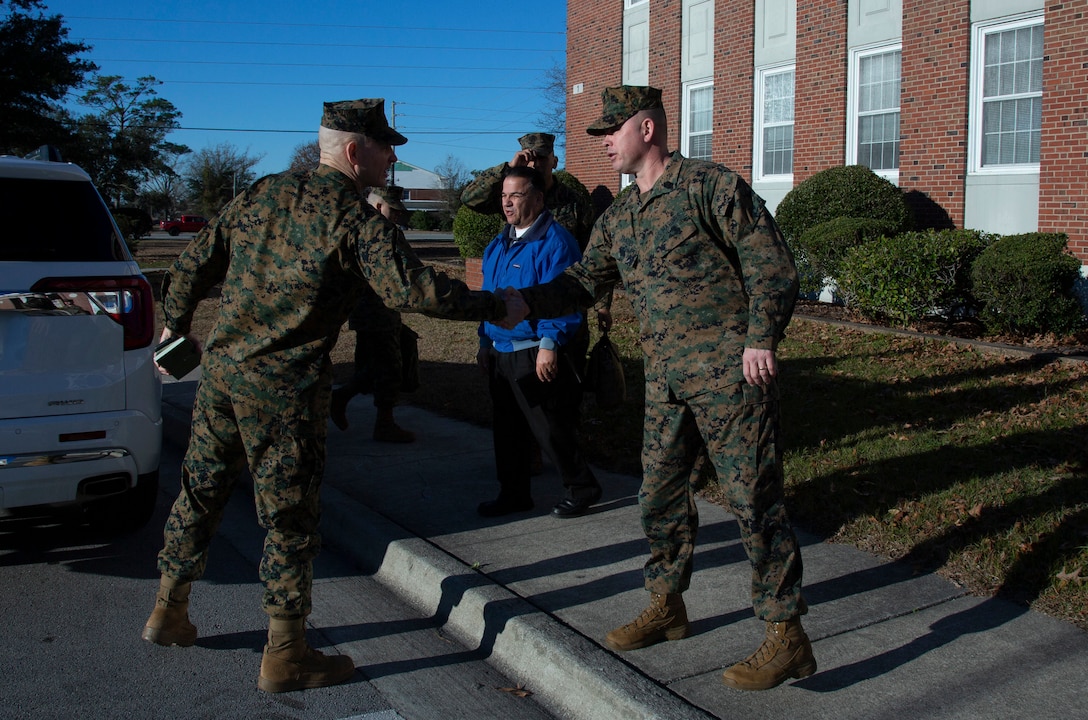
519, 152, 798, 398
459, 162, 596, 250
162, 164, 504, 398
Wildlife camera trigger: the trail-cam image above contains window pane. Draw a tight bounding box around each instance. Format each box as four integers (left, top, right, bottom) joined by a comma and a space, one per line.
980, 22, 1043, 167
856, 50, 900, 170
686, 85, 713, 161
760, 69, 794, 176
690, 133, 712, 161
763, 126, 793, 175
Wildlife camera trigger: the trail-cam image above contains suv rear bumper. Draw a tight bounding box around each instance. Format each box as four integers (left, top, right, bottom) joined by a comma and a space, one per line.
0, 410, 162, 509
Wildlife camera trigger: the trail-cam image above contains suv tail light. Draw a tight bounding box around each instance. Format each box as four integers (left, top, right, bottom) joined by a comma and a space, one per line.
31, 276, 156, 350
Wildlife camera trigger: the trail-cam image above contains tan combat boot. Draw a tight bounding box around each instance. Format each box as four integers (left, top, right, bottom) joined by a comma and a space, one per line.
141, 577, 197, 647
721, 617, 817, 690
604, 592, 689, 651
257, 617, 355, 693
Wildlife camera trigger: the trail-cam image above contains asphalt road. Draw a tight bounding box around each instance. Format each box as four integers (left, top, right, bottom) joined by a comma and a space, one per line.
0, 424, 554, 720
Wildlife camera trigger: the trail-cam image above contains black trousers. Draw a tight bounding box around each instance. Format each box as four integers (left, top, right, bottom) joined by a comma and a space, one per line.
488, 345, 597, 503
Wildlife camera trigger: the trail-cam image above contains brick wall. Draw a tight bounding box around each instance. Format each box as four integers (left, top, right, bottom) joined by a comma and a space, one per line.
899, 0, 970, 230
649, 0, 683, 152
565, 0, 623, 213
1038, 0, 1088, 261
713, 0, 754, 175
793, 0, 847, 183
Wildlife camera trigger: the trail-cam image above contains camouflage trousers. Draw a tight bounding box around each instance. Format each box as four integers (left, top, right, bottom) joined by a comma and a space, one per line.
156, 368, 328, 619
640, 379, 805, 621
345, 303, 404, 408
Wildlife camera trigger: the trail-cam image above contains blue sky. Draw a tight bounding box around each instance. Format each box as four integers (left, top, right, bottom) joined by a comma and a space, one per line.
42, 1, 567, 178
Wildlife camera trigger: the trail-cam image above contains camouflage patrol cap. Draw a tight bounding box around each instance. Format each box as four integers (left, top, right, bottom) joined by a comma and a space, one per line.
518, 132, 555, 156
369, 184, 407, 214
586, 85, 665, 136
321, 99, 408, 146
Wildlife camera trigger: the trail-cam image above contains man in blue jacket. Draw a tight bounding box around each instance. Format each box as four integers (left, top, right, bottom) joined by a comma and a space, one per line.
475, 166, 601, 518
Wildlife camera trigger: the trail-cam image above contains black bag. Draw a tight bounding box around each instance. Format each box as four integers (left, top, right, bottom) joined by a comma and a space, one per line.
399, 324, 420, 393
585, 332, 626, 409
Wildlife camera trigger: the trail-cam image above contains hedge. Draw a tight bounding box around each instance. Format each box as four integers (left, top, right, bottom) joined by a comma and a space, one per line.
775, 165, 912, 244
970, 232, 1084, 336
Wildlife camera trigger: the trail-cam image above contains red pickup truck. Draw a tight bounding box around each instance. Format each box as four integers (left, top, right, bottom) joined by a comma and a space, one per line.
159, 215, 208, 236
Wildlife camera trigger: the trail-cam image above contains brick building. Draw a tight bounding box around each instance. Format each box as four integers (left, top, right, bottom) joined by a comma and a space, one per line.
565, 0, 1088, 270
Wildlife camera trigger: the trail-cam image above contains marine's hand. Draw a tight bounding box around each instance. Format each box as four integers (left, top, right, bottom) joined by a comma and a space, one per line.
496, 286, 529, 329
510, 149, 536, 168
597, 307, 613, 333
742, 347, 777, 387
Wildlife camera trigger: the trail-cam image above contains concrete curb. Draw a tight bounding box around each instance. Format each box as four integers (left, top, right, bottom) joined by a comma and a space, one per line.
320, 484, 714, 720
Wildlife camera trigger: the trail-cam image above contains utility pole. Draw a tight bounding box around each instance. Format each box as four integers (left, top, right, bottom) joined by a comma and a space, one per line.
390, 101, 397, 187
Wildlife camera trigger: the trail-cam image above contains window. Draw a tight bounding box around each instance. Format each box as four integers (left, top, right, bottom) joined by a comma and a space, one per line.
756, 66, 794, 180
971, 17, 1043, 171
683, 82, 713, 161
625, 0, 648, 6
850, 46, 901, 174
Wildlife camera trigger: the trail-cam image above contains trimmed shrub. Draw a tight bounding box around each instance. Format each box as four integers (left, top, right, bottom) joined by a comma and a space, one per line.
452, 204, 503, 258
409, 210, 433, 231
553, 169, 591, 201
775, 165, 912, 244
971, 232, 1084, 336
839, 228, 990, 325
798, 216, 900, 285
111, 206, 153, 255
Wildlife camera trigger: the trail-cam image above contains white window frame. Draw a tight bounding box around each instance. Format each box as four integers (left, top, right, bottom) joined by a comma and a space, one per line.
847, 43, 901, 181
754, 64, 795, 182
682, 80, 714, 161
625, 0, 648, 7
968, 14, 1044, 176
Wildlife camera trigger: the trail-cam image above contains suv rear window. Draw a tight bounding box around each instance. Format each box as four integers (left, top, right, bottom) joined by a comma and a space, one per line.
0, 178, 128, 262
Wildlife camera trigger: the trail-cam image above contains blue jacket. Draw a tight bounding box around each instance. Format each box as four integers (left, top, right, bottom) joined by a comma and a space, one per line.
479, 210, 583, 352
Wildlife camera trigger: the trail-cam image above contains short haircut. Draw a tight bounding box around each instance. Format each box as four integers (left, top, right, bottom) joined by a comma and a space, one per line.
502, 165, 545, 195
318, 125, 369, 155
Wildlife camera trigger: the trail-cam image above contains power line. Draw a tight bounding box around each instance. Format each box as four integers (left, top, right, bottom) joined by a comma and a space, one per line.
157, 80, 547, 90
76, 36, 563, 54
78, 122, 565, 137
65, 16, 565, 36
94, 57, 551, 72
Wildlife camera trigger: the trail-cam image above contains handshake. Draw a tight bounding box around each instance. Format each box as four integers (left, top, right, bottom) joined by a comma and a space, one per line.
494, 286, 530, 329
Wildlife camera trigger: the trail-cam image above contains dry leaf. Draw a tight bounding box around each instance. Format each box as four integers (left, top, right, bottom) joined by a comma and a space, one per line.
1056, 566, 1083, 588
497, 684, 533, 698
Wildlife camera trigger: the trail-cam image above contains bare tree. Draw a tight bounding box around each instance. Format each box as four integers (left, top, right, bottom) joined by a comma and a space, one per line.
140, 147, 190, 220
286, 139, 320, 173
539, 61, 567, 159
434, 154, 470, 220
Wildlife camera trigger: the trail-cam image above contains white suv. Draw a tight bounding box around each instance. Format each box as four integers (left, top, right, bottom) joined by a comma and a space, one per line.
0, 150, 162, 533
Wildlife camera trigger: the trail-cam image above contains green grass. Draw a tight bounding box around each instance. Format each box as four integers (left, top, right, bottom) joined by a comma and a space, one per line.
777, 322, 1087, 628
400, 284, 1088, 630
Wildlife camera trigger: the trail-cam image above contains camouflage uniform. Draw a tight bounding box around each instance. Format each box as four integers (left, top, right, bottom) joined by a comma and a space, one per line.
340, 185, 413, 413
343, 291, 406, 407
460, 133, 596, 251
518, 152, 805, 622
159, 164, 505, 619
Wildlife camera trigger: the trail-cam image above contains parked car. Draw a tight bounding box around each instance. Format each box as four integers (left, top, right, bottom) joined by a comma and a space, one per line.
159, 214, 207, 236
0, 150, 162, 533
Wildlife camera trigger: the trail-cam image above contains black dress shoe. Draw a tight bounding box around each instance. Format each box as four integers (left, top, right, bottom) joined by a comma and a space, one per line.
477, 497, 534, 518
552, 488, 603, 518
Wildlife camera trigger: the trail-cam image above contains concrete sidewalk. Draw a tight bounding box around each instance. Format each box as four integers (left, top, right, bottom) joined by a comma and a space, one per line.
161, 379, 1088, 720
